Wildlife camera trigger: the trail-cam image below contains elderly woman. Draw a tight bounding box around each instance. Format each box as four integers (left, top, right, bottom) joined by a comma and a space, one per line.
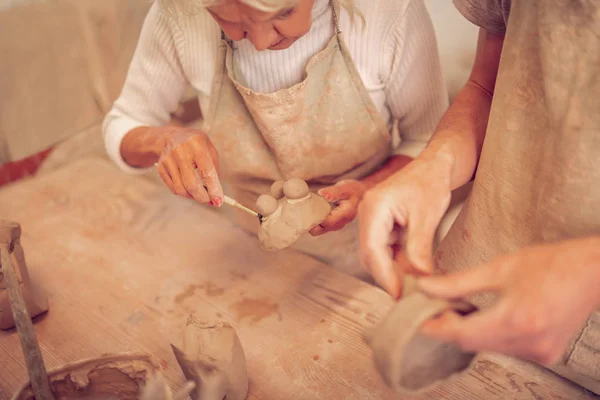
102, 0, 448, 277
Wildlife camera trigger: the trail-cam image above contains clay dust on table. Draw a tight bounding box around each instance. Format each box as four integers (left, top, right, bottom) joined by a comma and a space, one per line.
174, 282, 226, 304
230, 297, 281, 324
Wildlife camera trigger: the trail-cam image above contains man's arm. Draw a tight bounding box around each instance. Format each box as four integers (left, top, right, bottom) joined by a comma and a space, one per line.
357, 29, 505, 296
418, 28, 505, 190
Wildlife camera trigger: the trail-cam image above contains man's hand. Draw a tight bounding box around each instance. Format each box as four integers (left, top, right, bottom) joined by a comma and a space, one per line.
418, 237, 600, 365
310, 180, 367, 236
357, 157, 453, 298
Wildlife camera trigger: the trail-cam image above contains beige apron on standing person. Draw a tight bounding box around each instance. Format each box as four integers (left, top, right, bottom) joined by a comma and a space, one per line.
436, 0, 600, 394
202, 0, 392, 279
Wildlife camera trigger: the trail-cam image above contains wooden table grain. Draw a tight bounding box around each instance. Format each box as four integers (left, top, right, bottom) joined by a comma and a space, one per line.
0, 158, 597, 400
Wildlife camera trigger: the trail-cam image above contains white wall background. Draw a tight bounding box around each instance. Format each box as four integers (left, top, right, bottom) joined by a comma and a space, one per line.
0, 0, 478, 99
424, 0, 479, 99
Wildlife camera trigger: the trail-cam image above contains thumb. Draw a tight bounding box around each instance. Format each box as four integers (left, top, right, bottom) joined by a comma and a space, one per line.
358, 198, 403, 298
318, 183, 352, 203
402, 211, 437, 274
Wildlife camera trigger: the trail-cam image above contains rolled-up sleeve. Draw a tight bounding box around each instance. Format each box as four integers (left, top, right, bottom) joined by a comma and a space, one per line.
452, 0, 509, 34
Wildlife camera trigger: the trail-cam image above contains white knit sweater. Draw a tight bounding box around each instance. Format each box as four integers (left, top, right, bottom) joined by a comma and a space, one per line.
103, 0, 448, 174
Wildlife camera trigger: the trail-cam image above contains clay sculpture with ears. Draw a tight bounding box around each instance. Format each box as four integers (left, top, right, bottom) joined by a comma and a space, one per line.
170, 315, 249, 400
365, 276, 479, 394
256, 178, 331, 251
0, 220, 48, 330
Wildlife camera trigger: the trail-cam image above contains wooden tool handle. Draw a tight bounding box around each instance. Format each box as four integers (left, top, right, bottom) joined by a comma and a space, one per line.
1, 237, 55, 400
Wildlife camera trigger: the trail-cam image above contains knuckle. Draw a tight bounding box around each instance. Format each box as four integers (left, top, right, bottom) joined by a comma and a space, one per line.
189, 132, 209, 147
171, 147, 190, 162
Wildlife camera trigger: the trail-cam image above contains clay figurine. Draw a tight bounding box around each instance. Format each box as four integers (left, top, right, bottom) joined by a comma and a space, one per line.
365, 277, 479, 394
170, 315, 249, 400
0, 220, 49, 330
12, 352, 160, 400
256, 178, 331, 251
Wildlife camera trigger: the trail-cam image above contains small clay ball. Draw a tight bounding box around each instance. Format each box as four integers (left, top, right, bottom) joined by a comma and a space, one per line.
283, 178, 310, 200
256, 195, 279, 217
270, 181, 285, 199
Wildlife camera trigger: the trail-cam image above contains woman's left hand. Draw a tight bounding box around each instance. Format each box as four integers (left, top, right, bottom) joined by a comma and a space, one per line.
417, 237, 600, 365
309, 180, 368, 236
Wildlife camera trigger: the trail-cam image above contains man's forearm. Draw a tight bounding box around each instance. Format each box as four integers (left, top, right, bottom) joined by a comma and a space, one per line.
418, 80, 493, 191
361, 154, 414, 189
416, 29, 505, 191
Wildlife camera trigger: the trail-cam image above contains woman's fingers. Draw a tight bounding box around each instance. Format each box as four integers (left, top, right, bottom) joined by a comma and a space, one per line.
159, 132, 223, 206
192, 142, 223, 207
206, 140, 221, 176
162, 156, 191, 198
156, 161, 174, 193
179, 158, 210, 204
318, 182, 354, 203
317, 198, 358, 233
309, 225, 326, 236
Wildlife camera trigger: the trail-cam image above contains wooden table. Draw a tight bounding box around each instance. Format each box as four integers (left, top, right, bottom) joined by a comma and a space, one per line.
0, 157, 597, 400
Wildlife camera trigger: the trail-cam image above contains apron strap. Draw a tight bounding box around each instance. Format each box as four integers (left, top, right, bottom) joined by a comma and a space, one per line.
331, 0, 342, 35
221, 29, 234, 47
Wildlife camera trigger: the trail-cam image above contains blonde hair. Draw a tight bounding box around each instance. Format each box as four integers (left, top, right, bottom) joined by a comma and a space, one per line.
158, 0, 364, 26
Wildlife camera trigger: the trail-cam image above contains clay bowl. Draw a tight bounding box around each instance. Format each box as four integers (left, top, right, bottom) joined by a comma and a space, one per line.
12, 353, 159, 400
365, 279, 479, 394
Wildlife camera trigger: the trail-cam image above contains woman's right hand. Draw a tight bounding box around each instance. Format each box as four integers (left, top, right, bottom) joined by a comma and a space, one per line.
154, 126, 224, 207
357, 156, 453, 299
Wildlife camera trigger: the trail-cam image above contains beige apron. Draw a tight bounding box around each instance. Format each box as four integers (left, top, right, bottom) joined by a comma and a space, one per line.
436, 0, 600, 393
203, 0, 392, 278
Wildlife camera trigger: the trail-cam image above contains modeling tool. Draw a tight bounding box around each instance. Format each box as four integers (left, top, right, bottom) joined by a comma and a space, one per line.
223, 194, 263, 223
194, 169, 263, 223
1, 243, 55, 400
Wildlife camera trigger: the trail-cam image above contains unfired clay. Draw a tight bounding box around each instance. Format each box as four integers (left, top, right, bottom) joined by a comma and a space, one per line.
256, 195, 279, 217
256, 179, 331, 251
0, 220, 48, 330
170, 315, 248, 400
12, 353, 159, 400
270, 180, 285, 199
365, 277, 479, 393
